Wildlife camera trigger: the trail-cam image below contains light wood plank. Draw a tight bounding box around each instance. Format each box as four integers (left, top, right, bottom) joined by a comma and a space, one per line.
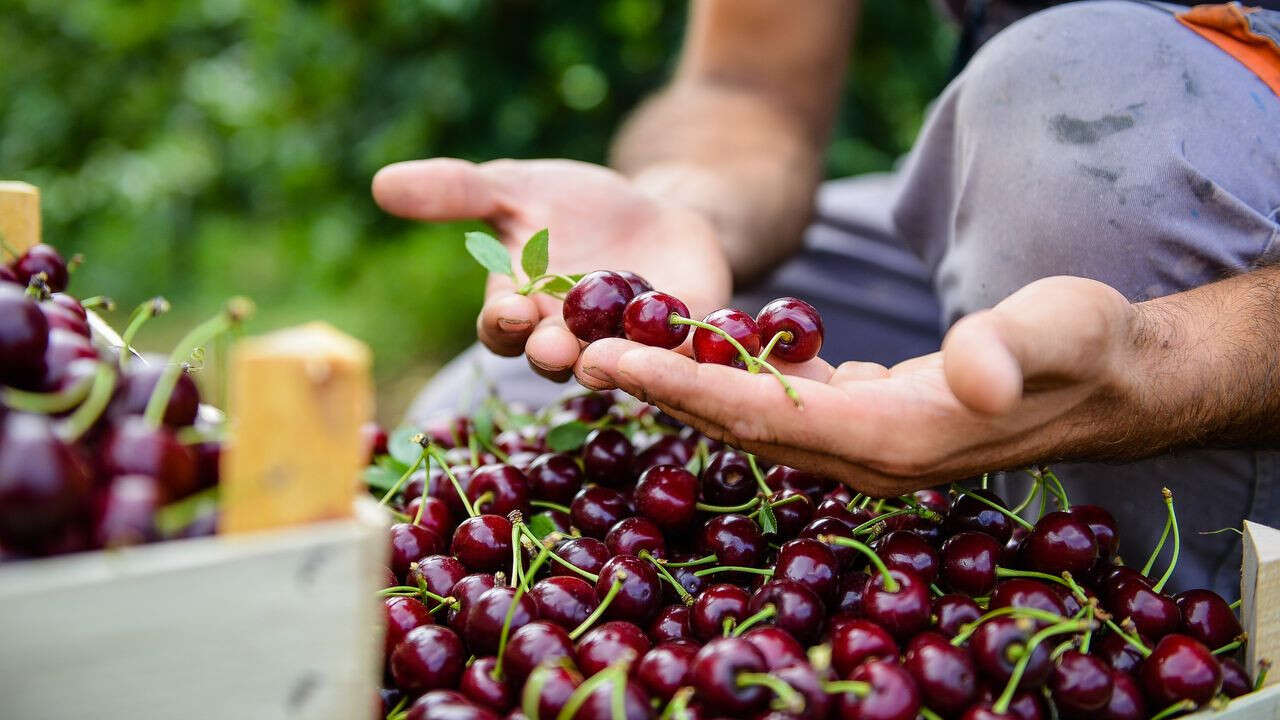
1244, 520, 1280, 688
0, 181, 40, 258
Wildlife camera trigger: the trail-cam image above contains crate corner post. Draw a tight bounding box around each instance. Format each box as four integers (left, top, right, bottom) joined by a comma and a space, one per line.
0, 180, 41, 259
1243, 520, 1280, 688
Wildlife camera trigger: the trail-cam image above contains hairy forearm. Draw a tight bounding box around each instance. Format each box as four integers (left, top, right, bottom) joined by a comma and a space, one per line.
1123, 264, 1280, 451
609, 83, 824, 282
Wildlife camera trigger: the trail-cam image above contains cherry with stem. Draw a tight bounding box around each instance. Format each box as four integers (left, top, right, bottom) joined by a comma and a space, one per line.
667, 314, 801, 406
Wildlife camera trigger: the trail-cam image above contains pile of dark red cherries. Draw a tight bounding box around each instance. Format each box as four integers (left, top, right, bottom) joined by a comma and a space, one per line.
0, 242, 225, 559
371, 389, 1257, 720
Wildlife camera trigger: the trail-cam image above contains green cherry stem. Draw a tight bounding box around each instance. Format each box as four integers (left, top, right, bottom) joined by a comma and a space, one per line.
749, 493, 806, 518
379, 438, 427, 506
737, 672, 804, 714
1142, 490, 1174, 576
951, 485, 1035, 531
80, 295, 115, 312
693, 565, 774, 579
667, 315, 801, 407
695, 497, 761, 513
531, 499, 573, 514
993, 620, 1094, 714
659, 687, 695, 720
118, 296, 170, 371
528, 532, 599, 581
950, 606, 1074, 647
1255, 660, 1271, 690
570, 576, 624, 641
427, 447, 478, 518
641, 550, 693, 605
1102, 618, 1152, 656
745, 453, 771, 495
492, 544, 551, 681
919, 707, 946, 720
412, 458, 432, 526
1153, 488, 1180, 593
57, 362, 117, 442
556, 663, 628, 720
823, 680, 871, 696
1040, 468, 1071, 509
731, 604, 776, 636
819, 534, 898, 592
662, 554, 717, 568
143, 297, 252, 428
1148, 700, 1197, 720
1011, 479, 1041, 516
756, 330, 791, 365
995, 567, 1072, 588
1212, 638, 1245, 656
2, 372, 94, 414
523, 664, 554, 720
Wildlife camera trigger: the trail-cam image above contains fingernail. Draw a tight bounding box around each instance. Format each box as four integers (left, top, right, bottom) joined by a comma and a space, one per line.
581, 364, 615, 385
497, 318, 533, 332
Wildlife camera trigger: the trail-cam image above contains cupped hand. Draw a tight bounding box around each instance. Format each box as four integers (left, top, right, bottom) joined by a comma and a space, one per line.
372, 158, 732, 379
574, 276, 1142, 497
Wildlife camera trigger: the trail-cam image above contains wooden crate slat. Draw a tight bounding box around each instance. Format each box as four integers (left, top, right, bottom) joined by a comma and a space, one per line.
1244, 520, 1280, 687
0, 181, 40, 258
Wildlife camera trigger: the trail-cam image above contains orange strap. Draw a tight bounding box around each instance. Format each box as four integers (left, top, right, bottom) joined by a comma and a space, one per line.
1176, 3, 1280, 97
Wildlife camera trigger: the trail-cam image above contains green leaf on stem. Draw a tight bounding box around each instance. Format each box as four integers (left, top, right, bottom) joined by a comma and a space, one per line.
757, 502, 778, 536
540, 275, 576, 294
472, 403, 495, 449
364, 465, 401, 493
388, 425, 424, 467
521, 228, 550, 279
546, 420, 593, 452
527, 512, 558, 540
464, 231, 515, 279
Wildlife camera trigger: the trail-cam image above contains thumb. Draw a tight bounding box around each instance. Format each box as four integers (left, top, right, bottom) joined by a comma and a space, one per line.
941, 276, 1132, 415
371, 158, 505, 221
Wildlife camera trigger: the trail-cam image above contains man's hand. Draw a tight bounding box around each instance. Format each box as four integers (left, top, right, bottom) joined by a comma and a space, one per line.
573, 276, 1144, 496
372, 158, 732, 379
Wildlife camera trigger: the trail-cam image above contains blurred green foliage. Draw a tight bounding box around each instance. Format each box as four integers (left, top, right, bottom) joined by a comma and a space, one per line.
0, 0, 952, 419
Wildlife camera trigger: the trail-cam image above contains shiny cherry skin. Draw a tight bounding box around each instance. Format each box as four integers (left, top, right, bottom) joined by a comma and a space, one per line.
1174, 588, 1243, 649
698, 449, 756, 506
447, 573, 498, 631
459, 657, 514, 712
1106, 578, 1180, 639
691, 637, 769, 714
633, 465, 698, 531
945, 489, 1014, 543
569, 486, 631, 538
970, 616, 1051, 689
615, 270, 653, 297
768, 490, 814, 538
408, 555, 467, 600
1097, 566, 1153, 597
1220, 657, 1252, 698
747, 579, 825, 644
39, 298, 89, 338
876, 530, 940, 584
529, 576, 597, 630
502, 620, 575, 680
1002, 527, 1029, 569
1101, 669, 1147, 720
551, 537, 611, 578
562, 270, 635, 342
635, 641, 698, 701
406, 695, 499, 720
464, 586, 539, 655
699, 513, 765, 568
596, 554, 662, 622
100, 416, 198, 500
567, 673, 653, 720
1093, 630, 1148, 676
466, 464, 530, 517
989, 579, 1067, 617
649, 604, 694, 643
831, 618, 899, 676
690, 583, 750, 640
39, 329, 97, 390
816, 496, 863, 528
1022, 511, 1098, 576
623, 291, 691, 349
755, 297, 824, 363
14, 244, 69, 292
605, 516, 667, 558
390, 624, 466, 694
742, 626, 808, 671
389, 522, 445, 578
0, 286, 48, 386
959, 705, 1019, 720
1067, 504, 1119, 559
525, 453, 583, 506
576, 620, 652, 675
631, 435, 695, 475
662, 558, 705, 604
801, 516, 860, 571
581, 428, 634, 487
0, 412, 92, 551
519, 664, 580, 720
883, 512, 944, 546
450, 515, 513, 572
1007, 690, 1049, 720
691, 308, 761, 368
93, 474, 162, 547
106, 363, 201, 428
775, 538, 841, 607
0, 264, 18, 285
384, 595, 435, 655
836, 659, 922, 720
1140, 633, 1222, 707
934, 593, 984, 638
765, 464, 831, 500
1049, 650, 1113, 714
903, 631, 979, 716
942, 531, 1002, 596
404, 496, 453, 539
862, 568, 931, 639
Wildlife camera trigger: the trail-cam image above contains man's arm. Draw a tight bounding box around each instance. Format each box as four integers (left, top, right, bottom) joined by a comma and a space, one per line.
610, 0, 858, 282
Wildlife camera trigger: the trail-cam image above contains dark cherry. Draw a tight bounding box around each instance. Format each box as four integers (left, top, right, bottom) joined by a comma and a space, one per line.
562, 270, 635, 342
447, 573, 498, 631
914, 488, 949, 514
408, 555, 468, 600
903, 632, 978, 716
1140, 634, 1222, 706
1174, 588, 1242, 649
616, 270, 653, 297
816, 496, 864, 528
1220, 657, 1252, 698
1049, 650, 1113, 714
882, 512, 944, 546
520, 665, 580, 720
942, 531, 1002, 596
501, 620, 575, 680
463, 585, 539, 655
742, 626, 808, 671
1106, 578, 1180, 640
551, 537, 611, 578
404, 496, 453, 539
561, 392, 613, 423
531, 508, 573, 537
801, 516, 860, 571
698, 449, 756, 506
989, 579, 1067, 617
662, 558, 707, 605
1101, 669, 1147, 720
569, 485, 634, 540
466, 464, 530, 517
0, 285, 48, 385
970, 616, 1051, 689
691, 583, 751, 641
596, 554, 662, 622
945, 489, 1014, 544
649, 604, 694, 643
0, 413, 91, 551
631, 434, 695, 476
831, 618, 899, 676
1067, 504, 1119, 559
862, 568, 931, 639
747, 579, 825, 644
934, 593, 984, 638
775, 538, 840, 607
100, 416, 198, 500
633, 465, 698, 531
390, 625, 466, 694
836, 659, 922, 720
1098, 566, 1153, 598
407, 695, 500, 720
876, 530, 940, 584
1002, 527, 1029, 569
106, 363, 201, 428
39, 301, 89, 338
765, 464, 831, 500
40, 329, 97, 390
1093, 630, 1148, 676
14, 243, 69, 292
699, 513, 764, 569
690, 637, 768, 714
384, 595, 435, 655
494, 427, 543, 455
0, 264, 17, 284
755, 297, 824, 363
581, 428, 634, 487
363, 421, 389, 460
460, 657, 515, 712
769, 490, 814, 538
1022, 511, 1098, 576
576, 620, 652, 676
565, 673, 653, 720
529, 576, 597, 630
691, 308, 761, 368
960, 705, 1018, 720
605, 516, 667, 558
525, 453, 583, 506
836, 571, 872, 616
390, 522, 446, 578
1049, 581, 1092, 618
93, 474, 162, 547
774, 662, 832, 719
423, 465, 474, 520
1007, 691, 1049, 720
450, 515, 513, 572
623, 291, 691, 349
635, 641, 697, 701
